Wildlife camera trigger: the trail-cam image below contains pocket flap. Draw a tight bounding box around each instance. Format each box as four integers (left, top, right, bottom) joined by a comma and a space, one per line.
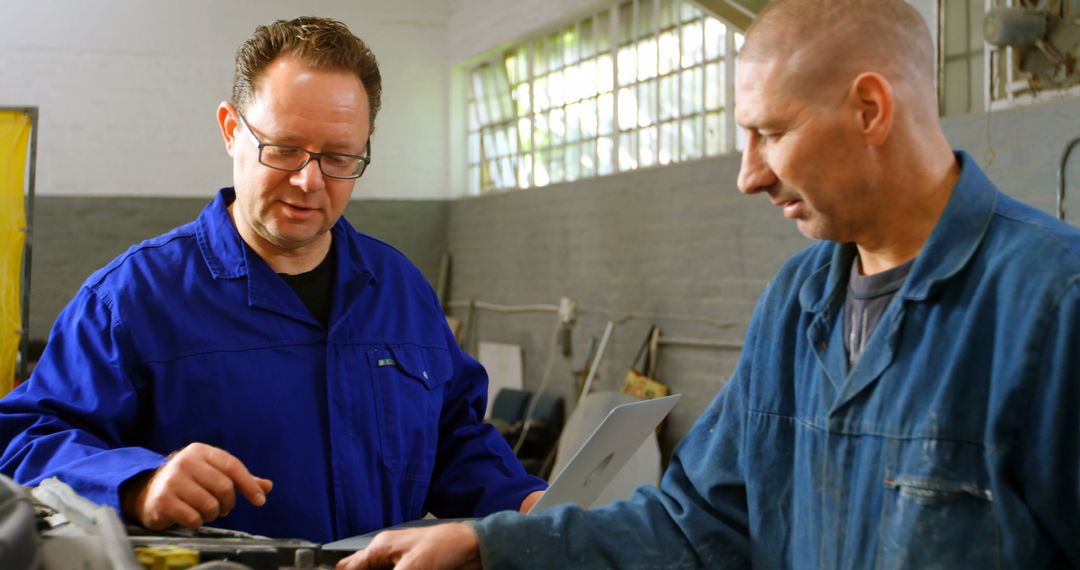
369, 344, 453, 389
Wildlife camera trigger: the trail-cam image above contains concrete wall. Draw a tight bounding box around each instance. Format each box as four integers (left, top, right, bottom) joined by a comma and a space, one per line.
0, 0, 450, 200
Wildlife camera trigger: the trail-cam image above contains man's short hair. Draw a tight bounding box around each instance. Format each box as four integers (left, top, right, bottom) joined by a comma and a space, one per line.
232, 16, 383, 133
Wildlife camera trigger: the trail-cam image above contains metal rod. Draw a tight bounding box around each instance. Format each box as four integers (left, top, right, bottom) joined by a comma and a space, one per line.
1059, 136, 1080, 221
656, 336, 743, 350
578, 321, 614, 406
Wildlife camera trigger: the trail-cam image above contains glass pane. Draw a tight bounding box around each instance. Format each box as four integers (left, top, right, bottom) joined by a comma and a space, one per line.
705, 62, 723, 110
617, 88, 638, 131
580, 59, 598, 98
468, 132, 480, 163
482, 130, 497, 158
471, 69, 487, 99
704, 17, 725, 60
535, 149, 551, 186
969, 52, 984, 113
469, 165, 480, 194
485, 160, 498, 190
580, 140, 597, 177
638, 0, 655, 36
564, 64, 581, 104
550, 146, 565, 184
581, 17, 595, 58
475, 94, 491, 126
598, 92, 615, 135
505, 53, 520, 86
514, 84, 531, 117
534, 75, 550, 113
597, 10, 612, 51
618, 1, 633, 45
736, 122, 746, 151
518, 117, 532, 152
734, 32, 745, 53
944, 0, 967, 56
705, 111, 723, 156
550, 108, 566, 146
505, 125, 518, 154
598, 136, 615, 175
637, 38, 658, 81
681, 67, 702, 116
534, 38, 548, 76
564, 26, 578, 66
639, 80, 657, 127
640, 125, 657, 167
681, 20, 703, 68
549, 70, 565, 108
681, 116, 702, 160
518, 154, 532, 188
617, 45, 637, 86
499, 157, 514, 188
618, 131, 638, 171
658, 30, 679, 75
566, 102, 582, 142
548, 33, 562, 71
660, 0, 678, 28
943, 59, 968, 116
581, 97, 598, 138
534, 112, 550, 148
598, 54, 615, 93
567, 143, 581, 181
659, 74, 678, 121
681, 2, 700, 22
659, 121, 676, 165
468, 101, 479, 131
968, 0, 984, 52
494, 128, 509, 157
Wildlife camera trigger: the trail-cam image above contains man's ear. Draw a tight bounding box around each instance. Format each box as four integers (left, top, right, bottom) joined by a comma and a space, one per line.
217, 101, 239, 157
849, 72, 894, 146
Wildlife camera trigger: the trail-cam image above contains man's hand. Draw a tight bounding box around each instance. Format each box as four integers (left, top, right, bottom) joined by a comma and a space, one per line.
519, 489, 544, 513
336, 523, 482, 570
121, 442, 273, 530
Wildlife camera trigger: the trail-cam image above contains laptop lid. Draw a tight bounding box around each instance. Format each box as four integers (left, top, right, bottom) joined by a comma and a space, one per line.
527, 393, 680, 513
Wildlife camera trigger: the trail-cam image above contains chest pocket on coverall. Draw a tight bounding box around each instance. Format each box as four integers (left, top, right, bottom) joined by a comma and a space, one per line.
877, 438, 999, 569
368, 344, 453, 480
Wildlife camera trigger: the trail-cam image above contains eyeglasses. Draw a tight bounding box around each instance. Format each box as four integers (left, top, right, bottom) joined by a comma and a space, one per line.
235, 109, 371, 179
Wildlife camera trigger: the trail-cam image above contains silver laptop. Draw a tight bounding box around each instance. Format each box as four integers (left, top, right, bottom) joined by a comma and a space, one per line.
322, 394, 680, 556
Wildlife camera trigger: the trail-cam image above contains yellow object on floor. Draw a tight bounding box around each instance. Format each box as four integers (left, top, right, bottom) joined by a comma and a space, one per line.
134, 545, 200, 570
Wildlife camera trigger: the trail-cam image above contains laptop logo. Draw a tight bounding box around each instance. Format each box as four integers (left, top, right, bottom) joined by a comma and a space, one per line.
583, 452, 614, 487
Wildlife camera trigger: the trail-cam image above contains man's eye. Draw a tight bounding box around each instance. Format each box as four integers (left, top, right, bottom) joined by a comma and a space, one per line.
323, 154, 355, 168
266, 147, 303, 158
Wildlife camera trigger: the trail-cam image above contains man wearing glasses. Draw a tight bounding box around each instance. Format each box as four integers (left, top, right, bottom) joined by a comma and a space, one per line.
0, 17, 546, 542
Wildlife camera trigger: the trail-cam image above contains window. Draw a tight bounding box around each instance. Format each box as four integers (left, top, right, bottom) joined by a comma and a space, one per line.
938, 0, 985, 116
465, 0, 743, 194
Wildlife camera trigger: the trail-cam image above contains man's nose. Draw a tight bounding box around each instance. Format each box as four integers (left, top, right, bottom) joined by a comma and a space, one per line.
736, 140, 777, 195
291, 158, 326, 193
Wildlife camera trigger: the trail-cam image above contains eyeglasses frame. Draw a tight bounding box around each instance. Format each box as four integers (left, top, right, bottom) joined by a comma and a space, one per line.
234, 107, 371, 180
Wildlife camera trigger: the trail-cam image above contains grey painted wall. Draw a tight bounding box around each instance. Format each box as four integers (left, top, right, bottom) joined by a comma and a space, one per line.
28, 197, 449, 341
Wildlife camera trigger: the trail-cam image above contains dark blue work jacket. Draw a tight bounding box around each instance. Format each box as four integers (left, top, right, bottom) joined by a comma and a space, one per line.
0, 188, 546, 542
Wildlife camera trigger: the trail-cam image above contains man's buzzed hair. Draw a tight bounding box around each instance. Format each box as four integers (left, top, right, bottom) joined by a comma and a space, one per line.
741, 0, 934, 102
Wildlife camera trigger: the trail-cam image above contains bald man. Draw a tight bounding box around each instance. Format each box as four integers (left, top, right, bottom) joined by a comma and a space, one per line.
338, 1, 1080, 568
